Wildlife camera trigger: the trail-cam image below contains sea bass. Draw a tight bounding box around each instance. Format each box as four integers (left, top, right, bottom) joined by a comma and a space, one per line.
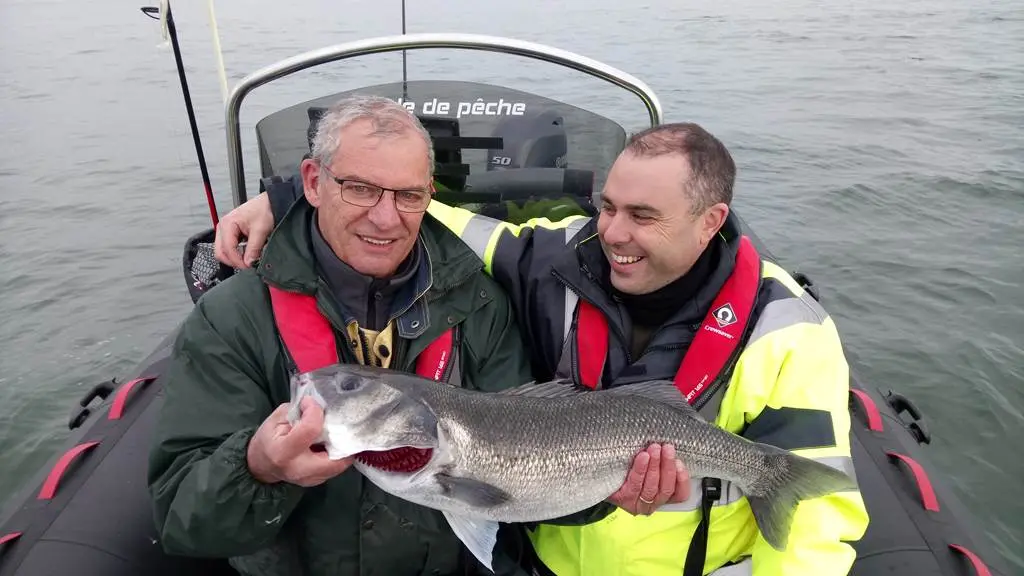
288, 363, 857, 572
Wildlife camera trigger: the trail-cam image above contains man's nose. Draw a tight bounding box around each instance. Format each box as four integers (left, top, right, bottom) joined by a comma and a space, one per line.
601, 212, 630, 246
366, 190, 402, 229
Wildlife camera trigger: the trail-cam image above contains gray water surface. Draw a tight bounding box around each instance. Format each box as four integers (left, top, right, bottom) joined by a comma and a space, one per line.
1, 0, 1022, 571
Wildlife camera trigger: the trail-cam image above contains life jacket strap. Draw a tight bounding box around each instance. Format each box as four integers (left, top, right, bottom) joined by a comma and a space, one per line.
267, 285, 456, 382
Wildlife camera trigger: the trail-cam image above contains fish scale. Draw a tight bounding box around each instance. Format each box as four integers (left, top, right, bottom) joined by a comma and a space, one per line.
420, 383, 771, 513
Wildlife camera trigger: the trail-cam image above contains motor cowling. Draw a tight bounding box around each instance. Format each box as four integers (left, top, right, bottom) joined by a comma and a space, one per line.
486, 109, 568, 170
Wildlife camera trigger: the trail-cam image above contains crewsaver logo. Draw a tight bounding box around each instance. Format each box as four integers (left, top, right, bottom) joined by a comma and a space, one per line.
713, 303, 738, 328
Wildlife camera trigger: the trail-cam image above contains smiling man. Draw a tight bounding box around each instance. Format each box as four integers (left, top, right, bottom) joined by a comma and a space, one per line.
149, 95, 540, 575
427, 123, 870, 576
215, 120, 870, 575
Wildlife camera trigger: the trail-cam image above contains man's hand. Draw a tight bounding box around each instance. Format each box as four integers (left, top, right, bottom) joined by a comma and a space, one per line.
607, 444, 690, 515
246, 396, 353, 487
215, 192, 274, 269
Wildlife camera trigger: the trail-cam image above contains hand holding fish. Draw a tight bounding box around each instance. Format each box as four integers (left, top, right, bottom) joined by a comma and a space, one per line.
247, 397, 354, 486
606, 443, 690, 515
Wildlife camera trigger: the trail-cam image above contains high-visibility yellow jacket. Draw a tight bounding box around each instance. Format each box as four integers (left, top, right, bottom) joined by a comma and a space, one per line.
426, 200, 870, 576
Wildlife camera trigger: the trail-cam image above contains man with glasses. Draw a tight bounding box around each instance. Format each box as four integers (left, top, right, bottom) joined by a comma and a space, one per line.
148, 95, 683, 576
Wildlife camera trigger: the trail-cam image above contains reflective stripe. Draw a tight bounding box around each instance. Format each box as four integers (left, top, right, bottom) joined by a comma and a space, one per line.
459, 214, 505, 263
799, 288, 829, 319
426, 202, 514, 273
658, 478, 745, 513
816, 455, 858, 484
657, 454, 856, 515
564, 217, 589, 244
426, 199, 476, 236
745, 295, 827, 349
560, 217, 587, 348
709, 558, 752, 576
563, 287, 578, 343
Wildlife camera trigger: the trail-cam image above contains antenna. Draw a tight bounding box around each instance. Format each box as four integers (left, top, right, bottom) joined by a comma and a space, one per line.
401, 0, 408, 99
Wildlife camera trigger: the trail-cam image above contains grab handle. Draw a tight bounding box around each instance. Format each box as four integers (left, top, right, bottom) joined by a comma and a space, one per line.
68, 379, 116, 430
884, 391, 931, 445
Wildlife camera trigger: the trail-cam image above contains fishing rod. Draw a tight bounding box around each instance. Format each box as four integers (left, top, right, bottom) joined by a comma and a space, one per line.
141, 2, 220, 228
401, 0, 408, 100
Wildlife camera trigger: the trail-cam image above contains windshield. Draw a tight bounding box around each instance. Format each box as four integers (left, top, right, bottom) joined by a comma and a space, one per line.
254, 80, 627, 222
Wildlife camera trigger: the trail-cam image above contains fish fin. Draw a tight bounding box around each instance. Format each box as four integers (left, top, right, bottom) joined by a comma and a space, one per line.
287, 372, 327, 424
436, 473, 511, 507
603, 380, 700, 416
496, 378, 584, 398
746, 448, 859, 550
442, 510, 498, 573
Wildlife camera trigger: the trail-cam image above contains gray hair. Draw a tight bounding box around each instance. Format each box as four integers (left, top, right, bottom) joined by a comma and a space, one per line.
309, 94, 435, 178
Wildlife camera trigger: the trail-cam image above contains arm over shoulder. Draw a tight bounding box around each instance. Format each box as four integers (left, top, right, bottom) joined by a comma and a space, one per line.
427, 201, 589, 377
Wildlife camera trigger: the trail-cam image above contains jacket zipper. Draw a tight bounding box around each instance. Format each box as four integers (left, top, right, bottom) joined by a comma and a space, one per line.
549, 272, 588, 383
357, 329, 375, 367
693, 348, 742, 412
693, 294, 760, 411
388, 247, 434, 323
441, 325, 461, 384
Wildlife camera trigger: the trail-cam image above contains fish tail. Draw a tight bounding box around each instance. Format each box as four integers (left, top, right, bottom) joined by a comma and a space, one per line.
746, 448, 857, 551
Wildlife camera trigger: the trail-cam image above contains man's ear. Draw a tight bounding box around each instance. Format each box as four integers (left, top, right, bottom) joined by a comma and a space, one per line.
301, 158, 322, 207
700, 203, 729, 247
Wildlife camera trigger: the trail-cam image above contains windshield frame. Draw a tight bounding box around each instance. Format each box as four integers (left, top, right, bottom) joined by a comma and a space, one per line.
224, 32, 663, 207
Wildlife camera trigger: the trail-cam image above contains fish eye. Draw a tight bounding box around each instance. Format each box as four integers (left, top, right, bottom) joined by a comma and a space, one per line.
339, 376, 362, 391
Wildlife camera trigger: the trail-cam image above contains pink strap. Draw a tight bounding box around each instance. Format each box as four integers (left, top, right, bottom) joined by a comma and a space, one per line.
885, 451, 939, 511
37, 441, 100, 500
949, 544, 992, 576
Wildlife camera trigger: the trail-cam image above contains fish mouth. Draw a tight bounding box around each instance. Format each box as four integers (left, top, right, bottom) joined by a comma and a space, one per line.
355, 446, 434, 473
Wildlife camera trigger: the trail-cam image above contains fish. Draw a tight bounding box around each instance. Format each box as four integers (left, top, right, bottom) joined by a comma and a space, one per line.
288, 363, 858, 573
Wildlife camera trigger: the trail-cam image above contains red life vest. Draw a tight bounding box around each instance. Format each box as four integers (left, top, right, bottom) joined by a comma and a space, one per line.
266, 285, 456, 382
575, 235, 761, 403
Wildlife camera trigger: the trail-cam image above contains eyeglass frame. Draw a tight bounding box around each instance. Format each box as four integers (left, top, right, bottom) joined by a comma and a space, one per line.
319, 163, 434, 213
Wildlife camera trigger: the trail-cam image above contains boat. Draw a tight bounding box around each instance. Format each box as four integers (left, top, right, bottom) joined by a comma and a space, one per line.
0, 6, 1010, 576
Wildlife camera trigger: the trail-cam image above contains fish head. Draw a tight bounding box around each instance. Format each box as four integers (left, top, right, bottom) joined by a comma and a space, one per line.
289, 364, 440, 467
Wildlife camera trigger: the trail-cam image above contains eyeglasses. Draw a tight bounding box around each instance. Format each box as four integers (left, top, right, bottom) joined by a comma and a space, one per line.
320, 165, 432, 213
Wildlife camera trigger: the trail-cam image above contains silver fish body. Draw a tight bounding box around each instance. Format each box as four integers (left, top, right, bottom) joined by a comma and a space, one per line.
289, 363, 857, 572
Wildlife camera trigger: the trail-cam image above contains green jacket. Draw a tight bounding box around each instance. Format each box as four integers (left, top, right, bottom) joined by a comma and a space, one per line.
147, 198, 535, 576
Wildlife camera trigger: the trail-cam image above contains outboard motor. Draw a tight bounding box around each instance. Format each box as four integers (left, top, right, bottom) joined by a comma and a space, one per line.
486, 109, 568, 170
467, 109, 595, 223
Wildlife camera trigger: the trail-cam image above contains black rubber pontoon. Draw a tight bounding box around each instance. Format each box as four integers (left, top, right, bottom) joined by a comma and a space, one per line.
0, 331, 235, 576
